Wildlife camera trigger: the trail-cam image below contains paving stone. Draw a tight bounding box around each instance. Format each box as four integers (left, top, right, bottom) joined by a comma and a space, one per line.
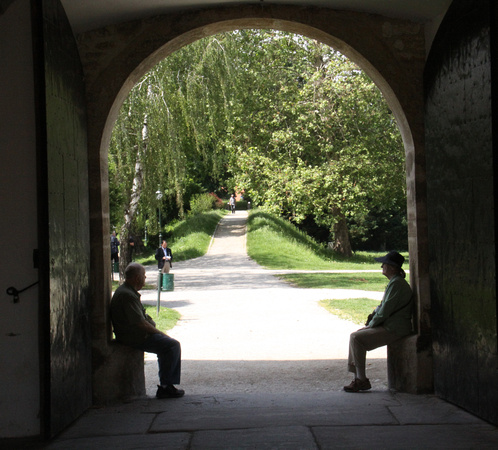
45, 213, 498, 449
46, 432, 190, 449
313, 424, 498, 449
191, 426, 317, 449
150, 392, 397, 432
54, 412, 155, 439
388, 393, 485, 425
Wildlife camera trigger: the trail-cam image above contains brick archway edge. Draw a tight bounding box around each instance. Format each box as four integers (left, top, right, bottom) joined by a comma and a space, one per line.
80, 4, 431, 403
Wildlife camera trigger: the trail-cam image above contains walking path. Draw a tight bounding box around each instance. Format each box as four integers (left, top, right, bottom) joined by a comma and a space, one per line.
47, 211, 498, 449
142, 210, 385, 395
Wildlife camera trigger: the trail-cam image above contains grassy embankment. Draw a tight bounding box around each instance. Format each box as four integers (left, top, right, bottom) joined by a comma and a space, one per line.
246, 210, 409, 324
135, 209, 226, 266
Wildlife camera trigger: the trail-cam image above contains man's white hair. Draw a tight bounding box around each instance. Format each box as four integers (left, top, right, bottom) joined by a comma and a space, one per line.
124, 262, 144, 280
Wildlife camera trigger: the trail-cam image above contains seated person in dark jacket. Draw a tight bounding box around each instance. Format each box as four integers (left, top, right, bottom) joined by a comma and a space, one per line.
110, 262, 184, 399
155, 240, 172, 273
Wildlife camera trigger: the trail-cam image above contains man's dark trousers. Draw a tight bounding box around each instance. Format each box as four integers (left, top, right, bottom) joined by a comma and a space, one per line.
135, 333, 181, 385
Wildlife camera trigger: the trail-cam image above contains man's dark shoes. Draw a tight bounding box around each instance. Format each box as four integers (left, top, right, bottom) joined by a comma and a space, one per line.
156, 385, 185, 399
343, 378, 371, 392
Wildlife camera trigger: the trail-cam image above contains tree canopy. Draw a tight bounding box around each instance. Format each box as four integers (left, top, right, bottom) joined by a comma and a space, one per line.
108, 30, 406, 257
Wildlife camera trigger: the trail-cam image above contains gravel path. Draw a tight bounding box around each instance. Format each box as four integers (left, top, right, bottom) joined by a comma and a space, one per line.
140, 211, 387, 395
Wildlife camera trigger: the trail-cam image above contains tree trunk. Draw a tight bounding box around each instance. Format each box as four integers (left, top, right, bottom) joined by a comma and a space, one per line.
118, 148, 145, 279
332, 214, 353, 257
118, 109, 149, 279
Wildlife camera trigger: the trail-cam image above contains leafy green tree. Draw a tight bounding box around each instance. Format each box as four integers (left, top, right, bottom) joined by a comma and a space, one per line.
108, 36, 238, 272
226, 32, 405, 255
109, 30, 405, 259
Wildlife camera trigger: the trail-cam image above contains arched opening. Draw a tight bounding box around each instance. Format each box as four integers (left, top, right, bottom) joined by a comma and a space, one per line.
107, 29, 412, 397
86, 8, 430, 403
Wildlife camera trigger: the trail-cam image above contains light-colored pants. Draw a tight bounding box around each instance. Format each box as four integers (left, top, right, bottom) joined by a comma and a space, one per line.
161, 261, 171, 273
348, 326, 400, 376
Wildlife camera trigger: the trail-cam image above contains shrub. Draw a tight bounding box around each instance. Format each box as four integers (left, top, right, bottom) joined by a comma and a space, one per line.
208, 192, 224, 209
236, 200, 249, 210
188, 193, 217, 215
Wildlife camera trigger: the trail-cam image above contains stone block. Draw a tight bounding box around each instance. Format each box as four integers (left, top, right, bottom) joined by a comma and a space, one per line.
92, 341, 145, 405
388, 334, 433, 394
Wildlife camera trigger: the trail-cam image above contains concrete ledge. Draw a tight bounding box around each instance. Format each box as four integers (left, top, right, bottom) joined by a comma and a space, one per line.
388, 334, 433, 394
92, 340, 145, 405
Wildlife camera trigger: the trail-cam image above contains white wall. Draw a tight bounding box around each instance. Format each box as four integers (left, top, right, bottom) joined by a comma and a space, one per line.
0, 0, 40, 438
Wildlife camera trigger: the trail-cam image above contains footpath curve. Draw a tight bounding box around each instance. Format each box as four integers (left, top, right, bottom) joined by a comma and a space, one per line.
141, 210, 386, 395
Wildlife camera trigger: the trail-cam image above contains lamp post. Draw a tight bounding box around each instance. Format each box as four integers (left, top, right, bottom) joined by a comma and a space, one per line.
156, 189, 163, 248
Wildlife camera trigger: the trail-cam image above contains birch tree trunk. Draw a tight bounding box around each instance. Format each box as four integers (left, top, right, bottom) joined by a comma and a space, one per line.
118, 107, 149, 279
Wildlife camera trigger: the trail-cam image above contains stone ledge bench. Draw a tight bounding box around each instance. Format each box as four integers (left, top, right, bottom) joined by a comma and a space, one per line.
92, 340, 146, 405
388, 333, 433, 394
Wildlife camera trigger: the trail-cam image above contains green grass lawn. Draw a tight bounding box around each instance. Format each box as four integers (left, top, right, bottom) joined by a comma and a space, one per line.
276, 272, 388, 291
247, 210, 408, 271
319, 298, 380, 325
246, 209, 407, 323
143, 304, 181, 331
134, 209, 226, 267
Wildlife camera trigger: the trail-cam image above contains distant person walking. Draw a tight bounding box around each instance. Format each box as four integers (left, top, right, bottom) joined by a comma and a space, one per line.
229, 194, 236, 214
155, 240, 173, 273
344, 251, 413, 392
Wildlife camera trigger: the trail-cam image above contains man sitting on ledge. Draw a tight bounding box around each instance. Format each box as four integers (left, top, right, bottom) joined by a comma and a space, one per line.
344, 251, 413, 393
110, 262, 184, 399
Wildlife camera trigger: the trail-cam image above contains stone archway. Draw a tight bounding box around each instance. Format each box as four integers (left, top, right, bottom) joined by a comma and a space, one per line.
80, 4, 431, 403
